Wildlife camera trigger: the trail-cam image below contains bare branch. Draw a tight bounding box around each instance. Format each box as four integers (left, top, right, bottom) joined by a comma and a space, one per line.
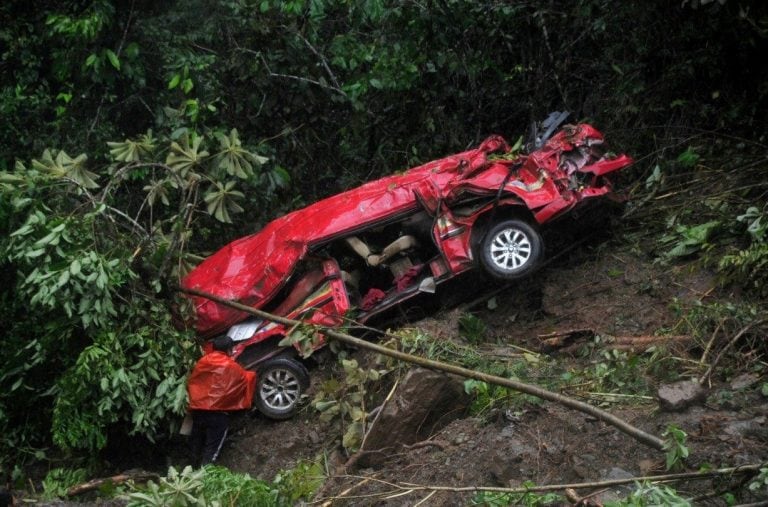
297, 33, 343, 91
699, 320, 765, 386
314, 463, 763, 502
258, 53, 348, 98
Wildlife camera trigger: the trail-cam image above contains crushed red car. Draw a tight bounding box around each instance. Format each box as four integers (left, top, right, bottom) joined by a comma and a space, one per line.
182, 115, 633, 419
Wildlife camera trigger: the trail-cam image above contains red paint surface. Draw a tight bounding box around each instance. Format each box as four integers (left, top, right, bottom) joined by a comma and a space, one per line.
182, 124, 633, 338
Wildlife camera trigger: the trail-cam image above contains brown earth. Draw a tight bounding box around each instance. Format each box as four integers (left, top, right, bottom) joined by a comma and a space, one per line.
205, 237, 768, 506
44, 233, 768, 506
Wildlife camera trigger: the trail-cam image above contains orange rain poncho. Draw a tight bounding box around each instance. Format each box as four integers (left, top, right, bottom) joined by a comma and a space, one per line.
187, 351, 257, 411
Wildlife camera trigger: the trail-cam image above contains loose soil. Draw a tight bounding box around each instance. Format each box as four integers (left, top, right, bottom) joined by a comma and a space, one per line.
205, 237, 767, 505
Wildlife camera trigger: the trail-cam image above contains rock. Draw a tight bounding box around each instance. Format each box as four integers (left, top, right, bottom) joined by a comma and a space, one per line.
488, 441, 535, 485
657, 380, 708, 411
730, 373, 759, 390
724, 416, 766, 438
595, 467, 636, 503
354, 368, 471, 467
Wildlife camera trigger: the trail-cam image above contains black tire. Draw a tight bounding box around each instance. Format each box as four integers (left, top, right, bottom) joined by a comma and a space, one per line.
477, 219, 543, 280
254, 357, 310, 420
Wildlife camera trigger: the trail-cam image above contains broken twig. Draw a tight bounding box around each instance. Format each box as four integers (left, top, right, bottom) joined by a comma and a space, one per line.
67, 471, 159, 497
699, 320, 764, 386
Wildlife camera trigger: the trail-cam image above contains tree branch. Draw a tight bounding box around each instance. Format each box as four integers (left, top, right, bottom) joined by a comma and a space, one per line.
178, 286, 666, 451
317, 463, 763, 501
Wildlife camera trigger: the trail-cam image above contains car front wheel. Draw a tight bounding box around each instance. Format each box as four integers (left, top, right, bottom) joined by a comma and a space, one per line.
478, 219, 543, 280
254, 357, 310, 420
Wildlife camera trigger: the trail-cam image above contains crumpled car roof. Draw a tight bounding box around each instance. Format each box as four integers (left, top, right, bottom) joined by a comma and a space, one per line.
182, 136, 509, 337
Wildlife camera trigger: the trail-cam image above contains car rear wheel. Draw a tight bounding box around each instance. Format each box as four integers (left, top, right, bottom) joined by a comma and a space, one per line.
478, 219, 543, 280
255, 357, 310, 420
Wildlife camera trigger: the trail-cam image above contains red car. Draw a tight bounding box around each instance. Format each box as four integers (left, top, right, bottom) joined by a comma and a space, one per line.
182, 117, 633, 419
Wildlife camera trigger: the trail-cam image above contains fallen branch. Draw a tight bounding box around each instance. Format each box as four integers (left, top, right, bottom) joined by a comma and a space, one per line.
320, 477, 371, 507
610, 334, 691, 352
538, 328, 595, 352
67, 470, 159, 497
180, 287, 666, 450
317, 463, 763, 501
538, 328, 692, 353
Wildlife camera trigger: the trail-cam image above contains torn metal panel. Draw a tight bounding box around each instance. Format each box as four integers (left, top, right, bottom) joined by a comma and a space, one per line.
182, 123, 633, 343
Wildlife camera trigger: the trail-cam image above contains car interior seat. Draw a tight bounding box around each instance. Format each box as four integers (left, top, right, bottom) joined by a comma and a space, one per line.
345, 235, 418, 267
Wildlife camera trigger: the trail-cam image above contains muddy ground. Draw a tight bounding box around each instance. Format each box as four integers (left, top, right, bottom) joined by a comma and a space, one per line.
195, 234, 768, 506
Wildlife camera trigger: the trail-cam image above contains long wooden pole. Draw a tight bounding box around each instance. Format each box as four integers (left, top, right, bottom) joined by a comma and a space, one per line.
179, 287, 665, 450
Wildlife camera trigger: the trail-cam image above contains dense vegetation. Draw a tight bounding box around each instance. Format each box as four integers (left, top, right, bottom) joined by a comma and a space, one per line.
1, 0, 767, 492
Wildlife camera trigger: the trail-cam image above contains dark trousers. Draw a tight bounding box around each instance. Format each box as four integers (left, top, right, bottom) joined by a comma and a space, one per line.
190, 410, 230, 466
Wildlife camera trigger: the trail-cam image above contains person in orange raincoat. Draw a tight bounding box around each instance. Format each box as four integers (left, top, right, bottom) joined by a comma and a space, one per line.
187, 335, 256, 466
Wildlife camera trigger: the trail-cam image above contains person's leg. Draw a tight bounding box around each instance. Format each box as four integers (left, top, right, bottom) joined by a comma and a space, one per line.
200, 412, 229, 465
189, 411, 207, 468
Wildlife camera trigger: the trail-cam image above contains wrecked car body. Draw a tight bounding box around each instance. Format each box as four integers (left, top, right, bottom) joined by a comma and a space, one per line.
181, 120, 633, 419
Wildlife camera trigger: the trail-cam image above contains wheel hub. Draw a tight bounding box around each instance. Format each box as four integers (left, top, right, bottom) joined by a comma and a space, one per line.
490, 228, 531, 271
261, 368, 300, 410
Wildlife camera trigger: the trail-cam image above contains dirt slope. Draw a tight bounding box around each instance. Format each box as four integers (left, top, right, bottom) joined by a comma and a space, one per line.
210, 238, 768, 505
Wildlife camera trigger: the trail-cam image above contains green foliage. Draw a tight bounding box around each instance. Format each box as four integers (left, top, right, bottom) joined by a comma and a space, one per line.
605, 482, 691, 506
749, 467, 768, 495
659, 220, 720, 260
397, 328, 484, 369
124, 463, 316, 506
125, 466, 209, 506
42, 467, 89, 500
591, 349, 652, 394
278, 322, 325, 359
0, 122, 275, 466
199, 465, 282, 506
107, 131, 157, 162
720, 206, 768, 296
470, 483, 563, 506
312, 358, 388, 452
674, 300, 764, 371
51, 309, 195, 451
463, 379, 511, 416
675, 147, 701, 168
0, 131, 220, 460
458, 312, 487, 344
272, 460, 325, 504
557, 337, 671, 401
662, 424, 689, 471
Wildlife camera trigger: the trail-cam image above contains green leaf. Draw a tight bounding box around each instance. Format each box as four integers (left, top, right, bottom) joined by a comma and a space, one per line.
107, 131, 155, 162
203, 180, 244, 223
168, 73, 181, 90
166, 133, 209, 178
32, 149, 99, 188
213, 129, 268, 179
105, 49, 120, 70
25, 248, 46, 258
125, 42, 139, 59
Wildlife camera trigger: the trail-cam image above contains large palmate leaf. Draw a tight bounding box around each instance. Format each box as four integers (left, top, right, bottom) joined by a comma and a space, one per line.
165, 133, 209, 178
213, 128, 268, 179
203, 180, 244, 223
107, 131, 157, 162
31, 149, 99, 189
142, 178, 172, 206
